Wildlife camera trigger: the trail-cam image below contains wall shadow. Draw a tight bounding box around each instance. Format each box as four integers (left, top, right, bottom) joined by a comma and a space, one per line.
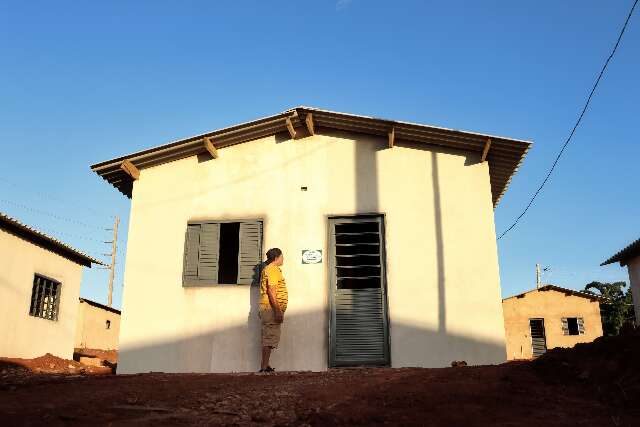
355, 134, 384, 212
431, 151, 446, 333
116, 309, 506, 374
393, 140, 478, 337
248, 262, 265, 353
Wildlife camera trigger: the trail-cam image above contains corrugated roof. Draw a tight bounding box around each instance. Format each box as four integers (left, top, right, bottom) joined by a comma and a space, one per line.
91, 106, 532, 206
601, 237, 640, 266
0, 211, 103, 267
502, 284, 604, 302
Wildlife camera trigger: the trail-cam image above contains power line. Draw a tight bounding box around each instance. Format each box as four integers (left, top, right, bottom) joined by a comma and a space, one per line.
497, 0, 638, 240
32, 225, 110, 246
0, 198, 109, 231
0, 176, 117, 219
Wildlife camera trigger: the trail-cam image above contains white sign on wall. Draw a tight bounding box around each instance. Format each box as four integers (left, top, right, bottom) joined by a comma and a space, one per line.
302, 250, 323, 264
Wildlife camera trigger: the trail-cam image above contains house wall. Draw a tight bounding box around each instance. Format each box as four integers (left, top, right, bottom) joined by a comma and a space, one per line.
0, 229, 83, 359
627, 256, 640, 325
118, 130, 506, 373
502, 289, 603, 360
75, 301, 121, 350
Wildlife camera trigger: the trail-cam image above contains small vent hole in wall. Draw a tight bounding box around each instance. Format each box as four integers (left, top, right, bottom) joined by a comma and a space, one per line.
106, 320, 111, 329
301, 186, 308, 191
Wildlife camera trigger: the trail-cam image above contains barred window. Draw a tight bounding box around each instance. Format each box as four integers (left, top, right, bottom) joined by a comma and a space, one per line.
29, 275, 61, 321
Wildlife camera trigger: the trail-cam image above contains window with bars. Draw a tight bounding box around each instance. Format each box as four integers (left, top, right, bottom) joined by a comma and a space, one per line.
29, 274, 61, 321
182, 220, 263, 286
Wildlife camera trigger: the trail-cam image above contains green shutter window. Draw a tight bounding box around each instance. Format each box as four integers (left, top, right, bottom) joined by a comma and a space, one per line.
237, 221, 263, 285
577, 317, 585, 335
198, 223, 220, 281
183, 220, 262, 287
183, 224, 201, 282
561, 317, 569, 335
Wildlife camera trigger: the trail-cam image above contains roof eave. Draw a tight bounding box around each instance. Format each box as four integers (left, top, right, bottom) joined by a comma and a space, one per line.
91, 107, 532, 206
0, 213, 104, 267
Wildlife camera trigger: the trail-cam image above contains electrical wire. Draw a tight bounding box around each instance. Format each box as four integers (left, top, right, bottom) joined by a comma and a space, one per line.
0, 176, 118, 219
497, 0, 638, 240
34, 226, 110, 246
0, 198, 109, 231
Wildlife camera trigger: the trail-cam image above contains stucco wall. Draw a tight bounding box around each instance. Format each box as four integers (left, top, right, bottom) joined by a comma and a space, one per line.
118, 130, 506, 373
627, 256, 640, 325
0, 229, 83, 359
502, 289, 603, 360
75, 301, 121, 350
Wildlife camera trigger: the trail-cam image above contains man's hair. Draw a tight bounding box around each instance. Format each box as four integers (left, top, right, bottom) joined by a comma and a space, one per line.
265, 248, 283, 264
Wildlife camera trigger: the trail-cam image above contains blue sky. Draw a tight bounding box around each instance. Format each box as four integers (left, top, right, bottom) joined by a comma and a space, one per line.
1, 1, 638, 309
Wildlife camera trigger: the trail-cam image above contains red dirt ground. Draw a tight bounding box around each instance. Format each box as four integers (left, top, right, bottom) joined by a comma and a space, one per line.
73, 348, 118, 365
1, 331, 639, 426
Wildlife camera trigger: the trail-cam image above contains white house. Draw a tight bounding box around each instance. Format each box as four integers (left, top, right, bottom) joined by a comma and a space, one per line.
91, 106, 531, 373
0, 212, 102, 359
75, 298, 121, 351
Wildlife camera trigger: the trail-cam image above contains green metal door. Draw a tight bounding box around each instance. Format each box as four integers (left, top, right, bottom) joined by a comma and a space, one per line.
329, 215, 390, 367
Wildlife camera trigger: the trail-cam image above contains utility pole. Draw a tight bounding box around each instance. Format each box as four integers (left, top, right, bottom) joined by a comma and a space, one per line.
536, 263, 541, 289
107, 216, 119, 307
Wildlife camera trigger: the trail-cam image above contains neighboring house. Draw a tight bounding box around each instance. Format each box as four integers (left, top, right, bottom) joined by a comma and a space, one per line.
0, 212, 102, 359
601, 237, 640, 325
502, 284, 604, 360
75, 298, 121, 350
91, 106, 531, 373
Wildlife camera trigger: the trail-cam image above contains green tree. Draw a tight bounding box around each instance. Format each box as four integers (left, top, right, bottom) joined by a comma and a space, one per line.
583, 281, 635, 336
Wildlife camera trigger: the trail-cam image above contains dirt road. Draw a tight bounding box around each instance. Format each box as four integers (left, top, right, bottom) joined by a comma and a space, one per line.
1, 332, 638, 426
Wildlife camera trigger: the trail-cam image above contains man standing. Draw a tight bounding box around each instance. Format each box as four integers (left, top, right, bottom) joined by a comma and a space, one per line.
259, 248, 288, 372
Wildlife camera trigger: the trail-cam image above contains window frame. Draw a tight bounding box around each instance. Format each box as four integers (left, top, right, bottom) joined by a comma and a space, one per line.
561, 316, 585, 336
182, 218, 263, 288
29, 273, 62, 321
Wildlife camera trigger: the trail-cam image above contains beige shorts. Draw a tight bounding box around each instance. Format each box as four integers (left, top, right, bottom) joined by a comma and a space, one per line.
259, 308, 282, 348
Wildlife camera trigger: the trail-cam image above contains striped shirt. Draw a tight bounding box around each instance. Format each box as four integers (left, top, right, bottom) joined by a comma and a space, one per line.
260, 264, 288, 312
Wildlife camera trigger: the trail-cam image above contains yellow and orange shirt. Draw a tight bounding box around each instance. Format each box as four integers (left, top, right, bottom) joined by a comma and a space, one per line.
259, 264, 288, 312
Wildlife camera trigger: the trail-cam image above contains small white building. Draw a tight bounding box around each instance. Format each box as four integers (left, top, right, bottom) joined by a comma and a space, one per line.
602, 237, 640, 325
0, 212, 102, 359
75, 298, 121, 351
91, 107, 531, 373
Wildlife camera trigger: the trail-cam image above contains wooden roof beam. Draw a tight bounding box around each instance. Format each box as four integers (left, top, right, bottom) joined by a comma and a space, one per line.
120, 159, 140, 180
388, 127, 395, 148
203, 136, 218, 159
285, 117, 297, 140
481, 138, 492, 162
305, 113, 315, 136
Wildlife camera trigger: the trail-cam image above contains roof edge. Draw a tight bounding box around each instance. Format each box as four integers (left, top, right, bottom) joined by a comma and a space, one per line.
601, 237, 640, 267
79, 297, 121, 314
502, 284, 605, 302
90, 106, 532, 206
0, 212, 104, 267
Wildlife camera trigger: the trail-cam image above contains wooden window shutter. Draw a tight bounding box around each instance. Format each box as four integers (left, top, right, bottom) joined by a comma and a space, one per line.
198, 223, 220, 282
183, 224, 201, 284
237, 221, 263, 285
561, 318, 569, 335
577, 317, 585, 335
